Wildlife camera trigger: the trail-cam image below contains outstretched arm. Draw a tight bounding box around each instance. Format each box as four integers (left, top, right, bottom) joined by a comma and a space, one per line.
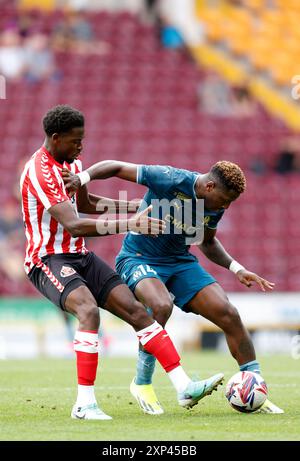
198, 228, 275, 292
85, 160, 138, 181
62, 161, 138, 195
48, 200, 165, 238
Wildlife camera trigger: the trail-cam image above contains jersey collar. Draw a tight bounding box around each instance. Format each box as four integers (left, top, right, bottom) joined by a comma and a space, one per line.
193, 174, 201, 200
40, 146, 71, 170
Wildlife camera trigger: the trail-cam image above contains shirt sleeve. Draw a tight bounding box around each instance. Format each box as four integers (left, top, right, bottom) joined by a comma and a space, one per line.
29, 155, 69, 210
137, 165, 197, 197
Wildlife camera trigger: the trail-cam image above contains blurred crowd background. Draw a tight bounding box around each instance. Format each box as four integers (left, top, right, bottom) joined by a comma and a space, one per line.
0, 0, 299, 357
0, 0, 299, 294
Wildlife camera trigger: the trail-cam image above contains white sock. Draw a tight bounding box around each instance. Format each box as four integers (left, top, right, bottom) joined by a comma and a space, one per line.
167, 366, 191, 393
76, 385, 97, 407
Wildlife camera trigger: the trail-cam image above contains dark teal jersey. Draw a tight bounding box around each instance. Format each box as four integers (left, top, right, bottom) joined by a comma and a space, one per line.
120, 165, 224, 259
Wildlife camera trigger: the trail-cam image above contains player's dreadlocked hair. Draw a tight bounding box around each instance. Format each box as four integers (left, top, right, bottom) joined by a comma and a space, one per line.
43, 105, 84, 136
210, 161, 246, 194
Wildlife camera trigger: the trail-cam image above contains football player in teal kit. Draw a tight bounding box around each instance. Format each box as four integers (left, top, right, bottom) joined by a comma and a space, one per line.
63, 160, 283, 415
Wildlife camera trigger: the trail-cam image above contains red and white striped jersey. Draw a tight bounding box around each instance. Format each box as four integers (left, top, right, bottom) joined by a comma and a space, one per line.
20, 146, 88, 274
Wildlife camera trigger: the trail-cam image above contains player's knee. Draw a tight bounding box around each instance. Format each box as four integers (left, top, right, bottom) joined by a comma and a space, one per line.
77, 304, 100, 329
66, 288, 100, 329
218, 301, 242, 332
152, 298, 173, 326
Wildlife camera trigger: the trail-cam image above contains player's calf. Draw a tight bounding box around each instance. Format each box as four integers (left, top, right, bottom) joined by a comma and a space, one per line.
210, 300, 256, 365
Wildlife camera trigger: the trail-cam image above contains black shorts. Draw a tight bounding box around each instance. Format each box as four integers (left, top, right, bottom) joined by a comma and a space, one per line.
28, 252, 124, 310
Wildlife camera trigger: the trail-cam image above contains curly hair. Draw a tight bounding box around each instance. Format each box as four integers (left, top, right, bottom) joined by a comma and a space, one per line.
210, 161, 246, 194
43, 105, 84, 136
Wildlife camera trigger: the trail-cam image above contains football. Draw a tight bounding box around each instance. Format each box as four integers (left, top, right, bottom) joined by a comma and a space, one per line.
225, 371, 268, 413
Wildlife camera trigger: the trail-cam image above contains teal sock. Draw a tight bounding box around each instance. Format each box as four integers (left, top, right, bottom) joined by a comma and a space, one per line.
135, 306, 156, 385
240, 360, 261, 374
135, 350, 156, 385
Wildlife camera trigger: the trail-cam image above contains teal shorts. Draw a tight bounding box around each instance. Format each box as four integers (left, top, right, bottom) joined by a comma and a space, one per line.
115, 255, 216, 309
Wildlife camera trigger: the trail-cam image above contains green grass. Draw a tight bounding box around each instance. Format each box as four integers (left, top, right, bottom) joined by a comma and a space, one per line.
0, 352, 299, 441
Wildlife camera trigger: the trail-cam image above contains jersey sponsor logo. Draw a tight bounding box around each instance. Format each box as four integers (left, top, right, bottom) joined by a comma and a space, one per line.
60, 266, 76, 277
165, 214, 197, 235
174, 192, 192, 201
174, 201, 183, 211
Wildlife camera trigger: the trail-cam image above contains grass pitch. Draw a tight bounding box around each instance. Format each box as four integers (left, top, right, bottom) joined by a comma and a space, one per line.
0, 352, 299, 441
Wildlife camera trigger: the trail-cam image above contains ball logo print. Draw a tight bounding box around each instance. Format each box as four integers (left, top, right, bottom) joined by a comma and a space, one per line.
225, 371, 268, 413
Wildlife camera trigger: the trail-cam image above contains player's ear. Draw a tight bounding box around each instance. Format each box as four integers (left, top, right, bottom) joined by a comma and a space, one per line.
52, 133, 60, 142
205, 180, 216, 192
